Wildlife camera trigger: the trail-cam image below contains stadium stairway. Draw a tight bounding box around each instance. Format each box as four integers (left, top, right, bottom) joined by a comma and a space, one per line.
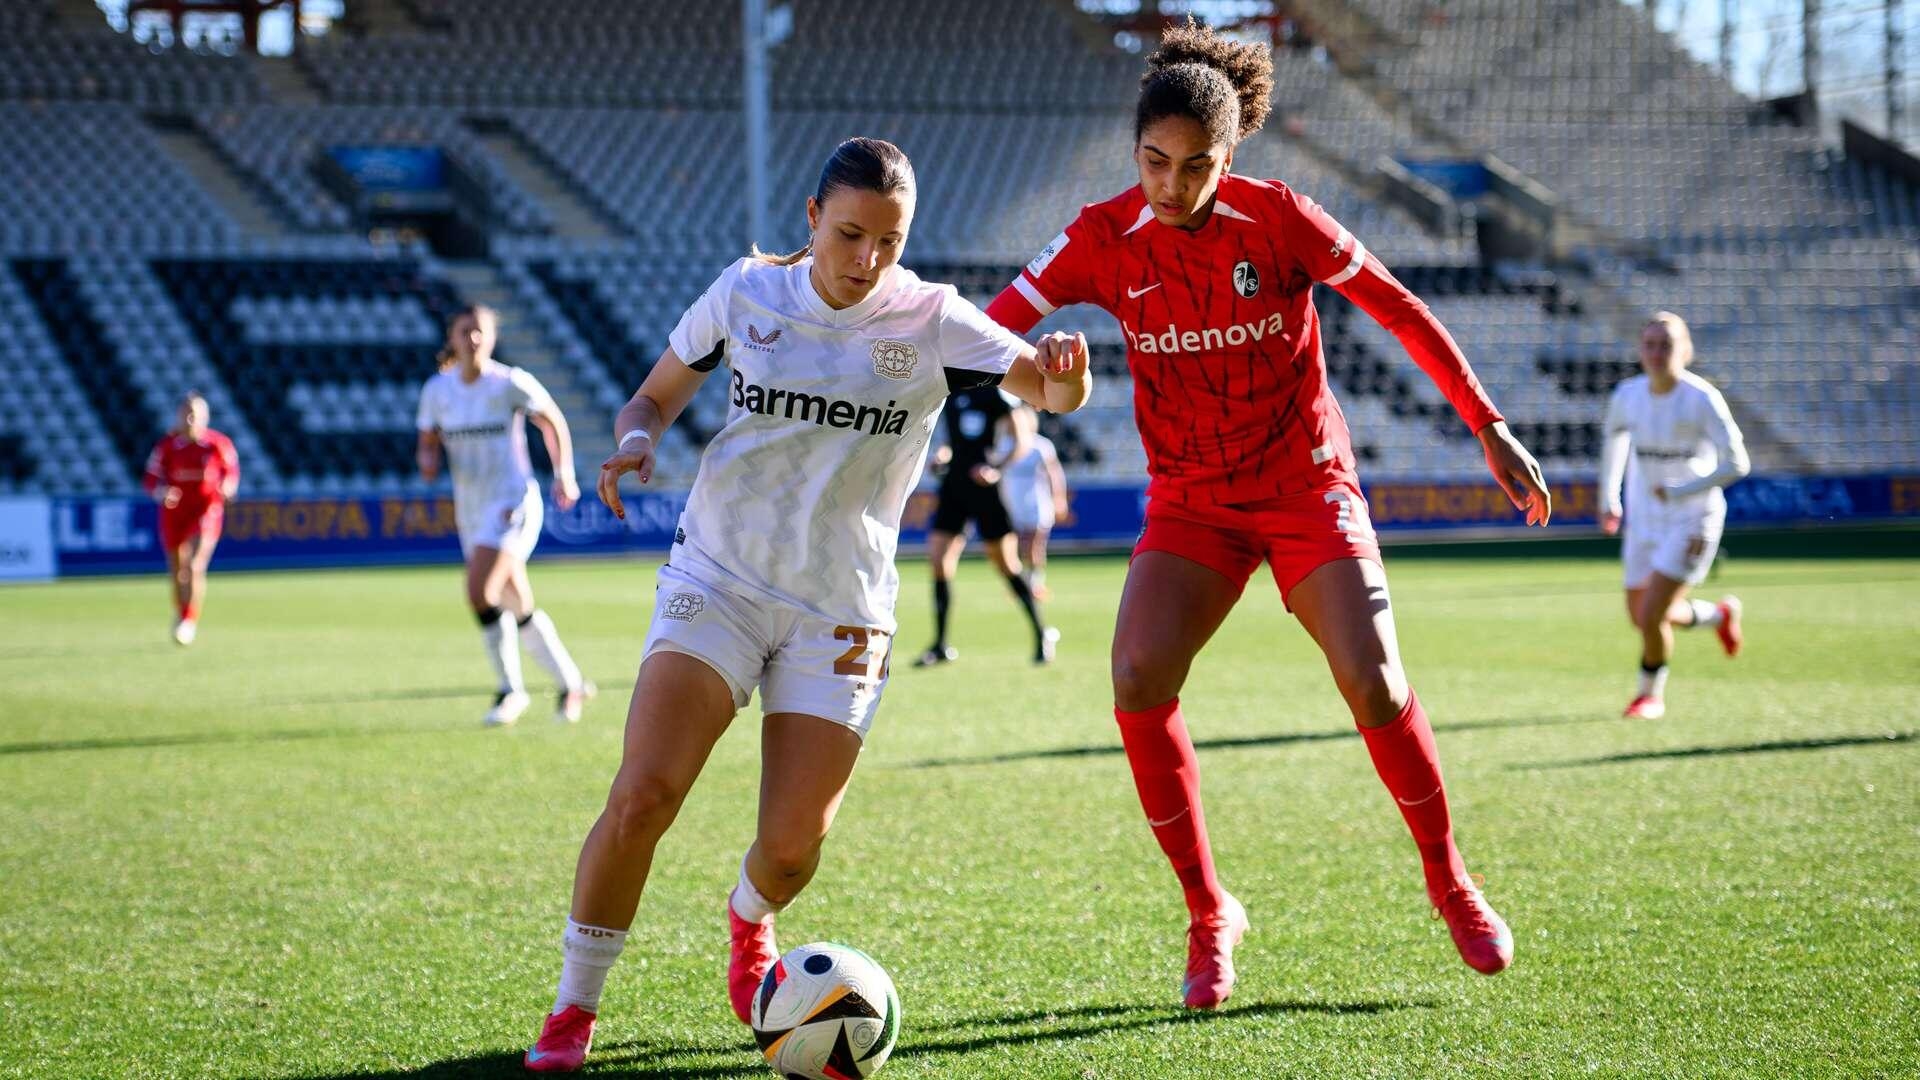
148, 121, 290, 240
439, 260, 615, 476
252, 55, 324, 106
466, 126, 623, 244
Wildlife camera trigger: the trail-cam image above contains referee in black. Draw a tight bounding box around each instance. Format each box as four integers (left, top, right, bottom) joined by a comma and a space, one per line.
915, 385, 1056, 666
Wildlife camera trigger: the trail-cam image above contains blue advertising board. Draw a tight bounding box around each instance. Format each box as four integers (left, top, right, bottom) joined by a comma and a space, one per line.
39, 473, 1919, 577
1394, 159, 1493, 199
325, 145, 447, 193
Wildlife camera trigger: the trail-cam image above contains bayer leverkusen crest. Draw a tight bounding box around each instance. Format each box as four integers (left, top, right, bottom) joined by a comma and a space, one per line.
871, 339, 918, 380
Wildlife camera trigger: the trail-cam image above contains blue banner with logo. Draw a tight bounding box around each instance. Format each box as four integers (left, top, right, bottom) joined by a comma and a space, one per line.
42, 473, 1920, 577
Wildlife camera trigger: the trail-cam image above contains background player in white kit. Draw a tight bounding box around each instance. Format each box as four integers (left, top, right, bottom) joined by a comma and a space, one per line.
1599, 312, 1750, 720
521, 138, 1092, 1073
1000, 403, 1069, 599
416, 305, 593, 727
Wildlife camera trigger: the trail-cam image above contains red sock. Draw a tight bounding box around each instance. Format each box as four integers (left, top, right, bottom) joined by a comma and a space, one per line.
1114, 699, 1225, 918
182, 601, 199, 621
1359, 692, 1468, 904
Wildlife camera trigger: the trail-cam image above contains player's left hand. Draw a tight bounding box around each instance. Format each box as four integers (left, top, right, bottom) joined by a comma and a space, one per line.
553, 475, 580, 512
1477, 420, 1551, 526
970, 464, 1001, 486
1033, 331, 1088, 381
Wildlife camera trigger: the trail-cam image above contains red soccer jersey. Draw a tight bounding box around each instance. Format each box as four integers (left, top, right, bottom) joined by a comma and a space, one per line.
987, 174, 1502, 505
143, 429, 239, 510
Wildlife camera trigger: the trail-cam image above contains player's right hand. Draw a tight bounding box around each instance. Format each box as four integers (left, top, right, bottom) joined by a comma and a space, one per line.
1600, 511, 1621, 536
1034, 331, 1089, 380
597, 440, 655, 520
158, 485, 181, 510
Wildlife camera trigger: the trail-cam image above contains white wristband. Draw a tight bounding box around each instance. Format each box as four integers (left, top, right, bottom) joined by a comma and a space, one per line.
618, 430, 653, 451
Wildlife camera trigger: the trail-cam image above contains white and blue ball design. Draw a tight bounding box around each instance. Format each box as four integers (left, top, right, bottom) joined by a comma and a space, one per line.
750, 942, 900, 1079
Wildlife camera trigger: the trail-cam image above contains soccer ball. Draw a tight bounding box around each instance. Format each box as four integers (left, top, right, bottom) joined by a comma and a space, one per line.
750, 942, 900, 1079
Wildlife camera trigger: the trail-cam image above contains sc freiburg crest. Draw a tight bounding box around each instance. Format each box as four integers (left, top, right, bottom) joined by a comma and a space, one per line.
871, 338, 918, 380
1232, 260, 1260, 299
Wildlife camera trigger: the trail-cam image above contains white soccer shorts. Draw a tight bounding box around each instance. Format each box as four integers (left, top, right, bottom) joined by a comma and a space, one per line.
1005, 486, 1055, 535
1622, 515, 1722, 588
459, 487, 544, 561
641, 561, 892, 739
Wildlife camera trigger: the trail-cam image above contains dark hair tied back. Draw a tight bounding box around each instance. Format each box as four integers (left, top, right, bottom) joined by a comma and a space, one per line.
753, 137, 916, 266
1135, 18, 1275, 147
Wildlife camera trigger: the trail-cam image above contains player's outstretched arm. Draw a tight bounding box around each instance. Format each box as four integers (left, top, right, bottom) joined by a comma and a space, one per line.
1002, 331, 1092, 415
1477, 421, 1552, 526
599, 347, 711, 519
1328, 251, 1548, 525
415, 429, 442, 483
529, 407, 580, 511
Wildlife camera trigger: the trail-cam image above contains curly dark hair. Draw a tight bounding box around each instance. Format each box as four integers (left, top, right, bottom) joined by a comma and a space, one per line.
1136, 17, 1275, 147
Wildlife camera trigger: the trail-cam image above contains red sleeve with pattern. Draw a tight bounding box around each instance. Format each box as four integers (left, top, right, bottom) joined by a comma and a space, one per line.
985, 211, 1099, 334
142, 438, 167, 495
214, 432, 240, 497
1277, 189, 1503, 433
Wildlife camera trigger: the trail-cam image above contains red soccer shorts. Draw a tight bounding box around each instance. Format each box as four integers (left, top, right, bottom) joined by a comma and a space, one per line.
1133, 480, 1382, 608
159, 501, 224, 552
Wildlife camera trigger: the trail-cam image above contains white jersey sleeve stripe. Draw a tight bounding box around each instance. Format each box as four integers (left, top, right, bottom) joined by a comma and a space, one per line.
1011, 275, 1057, 317
1324, 234, 1369, 286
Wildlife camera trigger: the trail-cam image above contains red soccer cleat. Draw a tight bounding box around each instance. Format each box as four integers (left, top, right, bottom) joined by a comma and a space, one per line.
1623, 695, 1666, 720
1182, 892, 1248, 1009
524, 1004, 595, 1073
728, 904, 779, 1024
1715, 596, 1743, 658
1435, 882, 1513, 975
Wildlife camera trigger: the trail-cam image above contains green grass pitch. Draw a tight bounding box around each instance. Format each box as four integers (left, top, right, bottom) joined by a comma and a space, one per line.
2, 540, 1916, 1078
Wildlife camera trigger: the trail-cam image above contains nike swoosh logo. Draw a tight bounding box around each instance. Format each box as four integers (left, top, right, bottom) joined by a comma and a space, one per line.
1396, 788, 1442, 807
526, 1048, 547, 1063
1126, 283, 1161, 299
1147, 808, 1189, 827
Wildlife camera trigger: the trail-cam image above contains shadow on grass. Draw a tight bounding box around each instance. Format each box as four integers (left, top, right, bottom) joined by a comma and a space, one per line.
898, 997, 1423, 1060
896, 712, 1608, 769
283, 998, 1421, 1079
266, 685, 487, 708
0, 716, 482, 757
1517, 730, 1916, 770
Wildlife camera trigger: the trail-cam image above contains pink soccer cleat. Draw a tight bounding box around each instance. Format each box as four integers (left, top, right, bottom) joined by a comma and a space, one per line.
524, 1004, 595, 1073
1182, 892, 1249, 1009
1435, 882, 1513, 975
1622, 695, 1666, 720
1715, 597, 1743, 658
728, 904, 779, 1024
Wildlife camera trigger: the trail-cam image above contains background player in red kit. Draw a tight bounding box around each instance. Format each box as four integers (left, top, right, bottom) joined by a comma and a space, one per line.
987, 22, 1552, 1008
142, 391, 239, 646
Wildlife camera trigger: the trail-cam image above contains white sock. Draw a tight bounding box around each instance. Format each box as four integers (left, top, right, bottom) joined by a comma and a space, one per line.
519, 609, 584, 691
1637, 664, 1670, 700
730, 859, 789, 925
553, 918, 627, 1015
482, 612, 524, 693
1684, 600, 1722, 628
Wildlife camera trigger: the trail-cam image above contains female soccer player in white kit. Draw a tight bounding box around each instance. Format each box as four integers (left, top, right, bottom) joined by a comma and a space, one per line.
1000, 403, 1069, 598
1599, 311, 1750, 720
522, 137, 1092, 1072
416, 305, 593, 727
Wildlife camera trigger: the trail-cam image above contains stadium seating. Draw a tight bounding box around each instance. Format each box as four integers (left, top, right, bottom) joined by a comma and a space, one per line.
0, 1, 1911, 498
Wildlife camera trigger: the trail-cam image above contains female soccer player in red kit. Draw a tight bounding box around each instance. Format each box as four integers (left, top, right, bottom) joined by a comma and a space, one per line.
986, 22, 1551, 1007
142, 391, 239, 645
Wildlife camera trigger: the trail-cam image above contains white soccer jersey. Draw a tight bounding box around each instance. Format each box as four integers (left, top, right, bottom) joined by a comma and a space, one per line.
416, 363, 556, 512
1599, 371, 1750, 526
1002, 433, 1060, 516
666, 256, 1028, 630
